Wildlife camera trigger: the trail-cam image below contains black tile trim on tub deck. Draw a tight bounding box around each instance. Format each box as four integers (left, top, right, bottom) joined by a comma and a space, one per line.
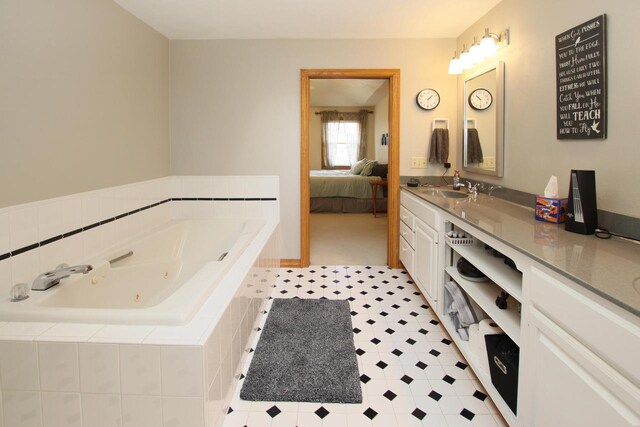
0, 196, 277, 262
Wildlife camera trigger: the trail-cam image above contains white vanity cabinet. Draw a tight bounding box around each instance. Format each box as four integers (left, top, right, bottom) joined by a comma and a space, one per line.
398, 188, 640, 427
399, 191, 440, 304
521, 267, 640, 427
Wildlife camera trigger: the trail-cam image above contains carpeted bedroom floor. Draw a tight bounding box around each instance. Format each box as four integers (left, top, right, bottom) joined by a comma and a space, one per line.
310, 213, 387, 265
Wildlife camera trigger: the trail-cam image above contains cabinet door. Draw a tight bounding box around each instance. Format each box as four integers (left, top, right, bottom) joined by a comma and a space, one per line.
414, 219, 438, 303
524, 306, 640, 427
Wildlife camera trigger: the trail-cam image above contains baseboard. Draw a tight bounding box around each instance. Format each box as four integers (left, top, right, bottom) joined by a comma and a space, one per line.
280, 259, 302, 268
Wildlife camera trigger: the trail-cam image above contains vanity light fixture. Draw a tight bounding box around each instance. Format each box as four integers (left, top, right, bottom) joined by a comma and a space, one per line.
480, 27, 510, 57
448, 28, 510, 75
459, 44, 473, 70
469, 37, 485, 64
448, 51, 462, 75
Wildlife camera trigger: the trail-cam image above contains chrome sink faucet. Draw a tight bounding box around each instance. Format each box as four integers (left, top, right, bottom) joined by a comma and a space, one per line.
32, 264, 93, 291
465, 181, 480, 197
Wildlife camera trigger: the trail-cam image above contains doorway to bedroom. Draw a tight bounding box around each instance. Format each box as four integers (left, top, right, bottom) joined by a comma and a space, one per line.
300, 69, 400, 268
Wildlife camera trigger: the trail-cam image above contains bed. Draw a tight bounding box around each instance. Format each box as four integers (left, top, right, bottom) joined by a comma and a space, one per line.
310, 170, 387, 213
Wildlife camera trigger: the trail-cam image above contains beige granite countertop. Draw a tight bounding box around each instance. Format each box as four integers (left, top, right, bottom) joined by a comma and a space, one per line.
402, 186, 640, 317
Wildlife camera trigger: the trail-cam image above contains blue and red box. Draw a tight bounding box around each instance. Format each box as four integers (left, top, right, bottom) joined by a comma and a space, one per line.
535, 196, 568, 224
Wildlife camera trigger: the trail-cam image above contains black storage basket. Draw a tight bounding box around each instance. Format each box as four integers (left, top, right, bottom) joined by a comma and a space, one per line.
485, 333, 519, 414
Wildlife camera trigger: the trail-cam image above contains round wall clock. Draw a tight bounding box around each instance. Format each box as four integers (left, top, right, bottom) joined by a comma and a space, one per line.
469, 88, 493, 110
416, 88, 440, 110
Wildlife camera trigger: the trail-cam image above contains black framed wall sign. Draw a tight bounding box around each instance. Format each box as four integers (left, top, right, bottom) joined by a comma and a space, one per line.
555, 14, 607, 140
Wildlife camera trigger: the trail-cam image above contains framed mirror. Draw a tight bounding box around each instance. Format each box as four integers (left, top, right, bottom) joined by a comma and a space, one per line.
463, 61, 505, 177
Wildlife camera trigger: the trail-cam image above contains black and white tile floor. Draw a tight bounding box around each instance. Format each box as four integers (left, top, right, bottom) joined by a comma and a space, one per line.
222, 266, 507, 427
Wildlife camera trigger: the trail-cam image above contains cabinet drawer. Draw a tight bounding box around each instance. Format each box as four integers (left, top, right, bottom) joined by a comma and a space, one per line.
400, 221, 414, 249
401, 191, 439, 230
399, 236, 414, 277
400, 205, 415, 230
528, 266, 640, 383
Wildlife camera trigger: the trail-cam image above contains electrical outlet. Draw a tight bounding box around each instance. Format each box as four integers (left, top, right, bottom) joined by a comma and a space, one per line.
483, 156, 496, 168
411, 157, 428, 168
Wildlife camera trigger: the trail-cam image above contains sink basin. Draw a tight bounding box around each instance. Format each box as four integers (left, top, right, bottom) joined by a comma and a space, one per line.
439, 190, 469, 199
413, 187, 469, 199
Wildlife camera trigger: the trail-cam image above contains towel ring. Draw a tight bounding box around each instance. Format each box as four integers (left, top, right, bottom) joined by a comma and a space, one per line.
432, 119, 449, 132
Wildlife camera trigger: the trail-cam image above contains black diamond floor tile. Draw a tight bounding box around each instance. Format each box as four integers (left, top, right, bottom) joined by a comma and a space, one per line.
473, 390, 488, 401
376, 361, 389, 369
266, 405, 281, 418
406, 338, 416, 345
383, 390, 397, 401
392, 349, 403, 357
416, 361, 428, 370
443, 375, 456, 384
400, 375, 413, 384
460, 408, 475, 420
314, 406, 329, 419
428, 390, 442, 401
371, 338, 381, 345
360, 374, 371, 384
412, 408, 427, 420
363, 408, 378, 420
429, 349, 441, 357
456, 361, 468, 370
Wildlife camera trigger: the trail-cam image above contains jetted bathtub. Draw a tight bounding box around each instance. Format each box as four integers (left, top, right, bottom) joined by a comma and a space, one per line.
0, 218, 264, 325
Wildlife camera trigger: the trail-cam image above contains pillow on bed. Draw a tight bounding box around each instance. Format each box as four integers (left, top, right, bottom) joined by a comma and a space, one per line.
360, 160, 379, 176
350, 158, 367, 175
371, 164, 388, 179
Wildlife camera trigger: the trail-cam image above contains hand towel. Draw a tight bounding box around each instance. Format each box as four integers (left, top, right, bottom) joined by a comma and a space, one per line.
428, 128, 449, 164
466, 128, 484, 164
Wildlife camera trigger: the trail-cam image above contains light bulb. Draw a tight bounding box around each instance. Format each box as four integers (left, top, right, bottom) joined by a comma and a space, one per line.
448, 58, 462, 75
469, 43, 484, 64
481, 28, 498, 57
459, 50, 472, 70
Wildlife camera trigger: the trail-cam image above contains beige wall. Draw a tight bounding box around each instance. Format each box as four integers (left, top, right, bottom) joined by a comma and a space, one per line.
309, 107, 376, 170
457, 0, 640, 217
171, 39, 457, 259
373, 88, 390, 164
0, 0, 170, 208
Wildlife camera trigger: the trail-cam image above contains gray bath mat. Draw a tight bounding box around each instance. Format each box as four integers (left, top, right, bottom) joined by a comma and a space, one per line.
240, 298, 362, 403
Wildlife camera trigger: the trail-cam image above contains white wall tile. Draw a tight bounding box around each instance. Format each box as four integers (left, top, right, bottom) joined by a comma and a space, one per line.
92, 325, 154, 343
62, 235, 84, 268
81, 195, 102, 227
162, 397, 205, 427
81, 394, 122, 427
161, 346, 203, 397
0, 341, 40, 391
2, 391, 42, 427
119, 345, 161, 395
79, 344, 120, 394
38, 342, 79, 392
59, 198, 82, 234
0, 322, 53, 337
41, 392, 81, 427
10, 250, 39, 286
37, 201, 63, 242
122, 395, 162, 427
41, 323, 104, 339
0, 260, 11, 295
0, 210, 11, 254
9, 206, 38, 250
38, 240, 65, 275
204, 327, 221, 391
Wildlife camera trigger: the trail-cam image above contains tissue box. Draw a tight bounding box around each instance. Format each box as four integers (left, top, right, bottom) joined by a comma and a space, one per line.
535, 196, 568, 223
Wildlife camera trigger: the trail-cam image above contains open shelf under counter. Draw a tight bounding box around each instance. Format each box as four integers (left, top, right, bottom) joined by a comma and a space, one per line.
447, 238, 523, 303
446, 266, 521, 346
440, 315, 518, 427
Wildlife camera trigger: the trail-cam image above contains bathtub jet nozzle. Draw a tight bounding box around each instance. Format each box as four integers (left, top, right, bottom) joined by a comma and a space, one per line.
32, 264, 93, 291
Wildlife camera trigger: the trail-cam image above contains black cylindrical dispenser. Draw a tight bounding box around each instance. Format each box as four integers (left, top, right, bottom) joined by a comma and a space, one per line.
565, 170, 598, 235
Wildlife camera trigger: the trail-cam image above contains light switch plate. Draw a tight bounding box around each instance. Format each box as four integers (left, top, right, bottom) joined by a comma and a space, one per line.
411, 157, 428, 169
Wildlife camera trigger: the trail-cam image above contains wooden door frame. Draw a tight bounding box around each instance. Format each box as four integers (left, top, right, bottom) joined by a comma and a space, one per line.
299, 69, 401, 268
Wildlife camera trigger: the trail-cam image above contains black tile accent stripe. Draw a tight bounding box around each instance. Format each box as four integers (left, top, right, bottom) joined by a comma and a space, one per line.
0, 196, 276, 261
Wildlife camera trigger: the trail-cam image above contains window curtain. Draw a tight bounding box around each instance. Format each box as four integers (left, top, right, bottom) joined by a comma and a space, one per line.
320, 110, 369, 168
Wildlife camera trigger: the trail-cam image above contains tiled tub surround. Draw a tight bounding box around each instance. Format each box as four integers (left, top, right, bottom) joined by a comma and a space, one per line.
0, 175, 280, 427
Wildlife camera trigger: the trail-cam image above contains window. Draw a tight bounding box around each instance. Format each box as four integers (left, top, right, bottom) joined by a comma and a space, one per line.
326, 121, 361, 167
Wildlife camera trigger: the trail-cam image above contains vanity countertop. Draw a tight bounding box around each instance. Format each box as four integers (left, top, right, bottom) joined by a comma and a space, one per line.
402, 186, 640, 317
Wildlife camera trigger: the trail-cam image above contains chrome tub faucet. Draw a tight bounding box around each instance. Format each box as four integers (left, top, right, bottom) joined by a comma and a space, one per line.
32, 264, 93, 291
